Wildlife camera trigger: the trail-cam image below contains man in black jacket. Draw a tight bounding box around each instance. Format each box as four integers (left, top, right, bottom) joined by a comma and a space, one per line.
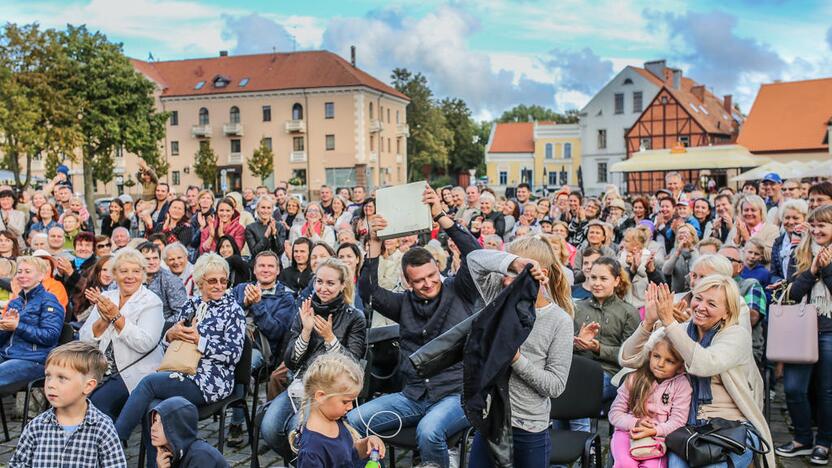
346, 185, 480, 468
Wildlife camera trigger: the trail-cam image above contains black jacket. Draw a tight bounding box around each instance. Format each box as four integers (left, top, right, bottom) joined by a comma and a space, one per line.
151, 397, 228, 467
245, 219, 287, 258
278, 266, 312, 295
359, 223, 481, 403
463, 267, 537, 467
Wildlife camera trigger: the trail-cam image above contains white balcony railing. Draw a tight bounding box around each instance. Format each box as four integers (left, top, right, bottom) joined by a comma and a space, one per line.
223, 122, 244, 136
229, 152, 242, 164
396, 154, 403, 164
290, 151, 307, 163
369, 119, 383, 133
396, 123, 410, 136
369, 151, 378, 162
285, 120, 306, 133
191, 124, 212, 138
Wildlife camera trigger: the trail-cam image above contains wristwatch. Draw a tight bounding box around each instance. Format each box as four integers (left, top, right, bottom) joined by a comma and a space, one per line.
432, 211, 447, 222
110, 313, 122, 325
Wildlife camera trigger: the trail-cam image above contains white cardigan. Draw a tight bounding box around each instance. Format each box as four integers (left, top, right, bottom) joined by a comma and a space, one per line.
80, 285, 165, 392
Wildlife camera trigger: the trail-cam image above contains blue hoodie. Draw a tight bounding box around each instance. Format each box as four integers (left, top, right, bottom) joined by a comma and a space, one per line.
151, 397, 228, 468
0, 284, 64, 363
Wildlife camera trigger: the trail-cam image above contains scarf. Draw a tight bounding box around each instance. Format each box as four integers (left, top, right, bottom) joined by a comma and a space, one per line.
302, 220, 323, 237
311, 292, 345, 317
811, 242, 832, 319
686, 321, 721, 424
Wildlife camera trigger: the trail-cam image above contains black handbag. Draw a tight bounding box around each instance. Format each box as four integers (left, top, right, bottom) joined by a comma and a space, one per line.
666, 418, 770, 467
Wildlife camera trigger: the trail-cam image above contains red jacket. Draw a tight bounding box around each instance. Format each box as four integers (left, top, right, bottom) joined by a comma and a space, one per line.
199, 211, 245, 254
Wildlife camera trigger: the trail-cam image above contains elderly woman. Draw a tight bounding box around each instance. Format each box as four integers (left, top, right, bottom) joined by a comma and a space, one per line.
290, 201, 336, 248
81, 248, 164, 420
162, 242, 194, 296
479, 192, 505, 237
727, 195, 778, 249
769, 198, 808, 284
0, 256, 64, 390
622, 279, 774, 468
114, 253, 246, 456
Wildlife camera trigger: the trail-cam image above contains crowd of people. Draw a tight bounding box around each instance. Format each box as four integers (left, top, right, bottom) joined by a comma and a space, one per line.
1, 165, 831, 468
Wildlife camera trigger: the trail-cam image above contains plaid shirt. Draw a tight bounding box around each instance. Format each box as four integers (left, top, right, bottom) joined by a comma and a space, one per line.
740, 277, 768, 317
10, 401, 126, 468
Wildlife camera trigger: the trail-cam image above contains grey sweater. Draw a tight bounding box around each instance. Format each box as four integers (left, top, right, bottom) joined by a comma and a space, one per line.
467, 249, 574, 432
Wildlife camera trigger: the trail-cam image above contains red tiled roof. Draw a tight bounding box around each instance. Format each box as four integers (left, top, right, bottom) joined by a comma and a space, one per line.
489, 122, 535, 153
130, 50, 409, 101
737, 78, 832, 153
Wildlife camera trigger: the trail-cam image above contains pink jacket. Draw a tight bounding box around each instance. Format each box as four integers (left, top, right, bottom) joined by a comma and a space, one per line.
608, 372, 692, 437
199, 212, 245, 254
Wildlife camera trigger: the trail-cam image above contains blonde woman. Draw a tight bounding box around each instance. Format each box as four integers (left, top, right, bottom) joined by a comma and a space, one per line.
662, 223, 700, 293
727, 195, 779, 249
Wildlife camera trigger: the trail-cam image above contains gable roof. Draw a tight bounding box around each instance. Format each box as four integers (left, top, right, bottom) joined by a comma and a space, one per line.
488, 122, 535, 153
737, 78, 832, 153
130, 50, 409, 101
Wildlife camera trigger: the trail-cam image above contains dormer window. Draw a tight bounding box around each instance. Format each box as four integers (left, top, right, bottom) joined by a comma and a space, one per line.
623, 78, 633, 85
213, 75, 231, 88
194, 81, 205, 90
239, 78, 249, 87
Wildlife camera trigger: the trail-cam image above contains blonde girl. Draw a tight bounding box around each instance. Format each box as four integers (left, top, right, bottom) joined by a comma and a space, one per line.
290, 353, 385, 466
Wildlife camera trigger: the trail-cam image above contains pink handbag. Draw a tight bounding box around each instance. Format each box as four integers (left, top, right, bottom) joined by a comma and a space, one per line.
767, 286, 819, 364
630, 436, 666, 460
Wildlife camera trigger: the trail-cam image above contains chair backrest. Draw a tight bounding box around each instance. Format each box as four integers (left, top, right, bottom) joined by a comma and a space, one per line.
550, 355, 604, 420
234, 337, 253, 387
59, 323, 75, 345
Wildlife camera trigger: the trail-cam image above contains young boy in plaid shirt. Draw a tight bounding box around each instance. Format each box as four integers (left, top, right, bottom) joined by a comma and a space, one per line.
10, 342, 126, 467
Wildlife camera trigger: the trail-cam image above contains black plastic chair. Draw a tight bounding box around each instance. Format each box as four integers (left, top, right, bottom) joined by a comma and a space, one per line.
0, 323, 75, 440
549, 355, 604, 467
385, 425, 474, 468
139, 337, 253, 467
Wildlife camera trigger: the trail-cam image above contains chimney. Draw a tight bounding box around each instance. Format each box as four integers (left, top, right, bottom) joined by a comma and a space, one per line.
350, 46, 356, 67
644, 60, 666, 80
723, 95, 733, 113
671, 69, 682, 89
691, 85, 705, 102
219, 50, 228, 57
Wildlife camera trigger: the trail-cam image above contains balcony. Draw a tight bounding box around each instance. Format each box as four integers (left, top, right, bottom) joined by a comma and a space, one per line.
369, 151, 378, 162
191, 124, 212, 138
229, 152, 242, 164
223, 122, 244, 136
369, 119, 383, 133
285, 120, 306, 133
396, 154, 403, 164
290, 151, 307, 163
396, 123, 410, 136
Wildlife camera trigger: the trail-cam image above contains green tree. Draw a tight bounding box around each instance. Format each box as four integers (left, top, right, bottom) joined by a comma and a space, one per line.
391, 68, 451, 181
61, 25, 168, 230
497, 104, 578, 124
0, 23, 81, 191
439, 98, 484, 177
194, 142, 218, 189
248, 137, 274, 184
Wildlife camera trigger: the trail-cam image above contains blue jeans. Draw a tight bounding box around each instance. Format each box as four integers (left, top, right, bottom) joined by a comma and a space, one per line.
260, 390, 301, 457
346, 392, 471, 468
783, 331, 832, 447
90, 374, 130, 421
469, 426, 550, 467
667, 424, 760, 468
114, 372, 206, 468
230, 348, 263, 426
0, 357, 45, 393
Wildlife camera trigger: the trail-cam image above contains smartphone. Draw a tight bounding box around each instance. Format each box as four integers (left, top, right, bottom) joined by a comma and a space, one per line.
183, 309, 197, 327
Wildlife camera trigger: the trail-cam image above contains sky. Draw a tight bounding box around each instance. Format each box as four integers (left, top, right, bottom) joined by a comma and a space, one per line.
3, 0, 831, 120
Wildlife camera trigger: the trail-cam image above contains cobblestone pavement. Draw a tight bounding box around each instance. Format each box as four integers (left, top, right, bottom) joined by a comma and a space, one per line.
0, 382, 814, 467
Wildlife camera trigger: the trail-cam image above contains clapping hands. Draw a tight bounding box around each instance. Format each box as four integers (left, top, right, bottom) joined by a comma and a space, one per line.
0, 308, 19, 331
574, 321, 600, 352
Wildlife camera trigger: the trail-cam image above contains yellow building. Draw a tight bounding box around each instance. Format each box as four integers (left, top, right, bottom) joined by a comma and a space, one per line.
484, 121, 581, 194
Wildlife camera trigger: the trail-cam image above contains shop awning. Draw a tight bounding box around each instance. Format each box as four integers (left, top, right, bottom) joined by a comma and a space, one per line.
611, 144, 768, 173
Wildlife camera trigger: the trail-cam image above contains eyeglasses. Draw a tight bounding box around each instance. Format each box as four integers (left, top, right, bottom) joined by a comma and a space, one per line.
97, 243, 111, 248
204, 277, 228, 286
726, 258, 742, 264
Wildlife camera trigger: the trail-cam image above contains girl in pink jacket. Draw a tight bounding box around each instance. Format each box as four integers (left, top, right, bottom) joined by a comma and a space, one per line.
609, 333, 692, 468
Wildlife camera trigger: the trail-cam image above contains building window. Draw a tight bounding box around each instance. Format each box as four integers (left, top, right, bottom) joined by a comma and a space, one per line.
499, 171, 507, 185
172, 171, 180, 186
199, 140, 209, 151
387, 138, 391, 153
396, 138, 402, 155
293, 136, 304, 152
229, 106, 240, 124
387, 108, 390, 123
262, 105, 271, 122
396, 110, 400, 123
597, 162, 608, 183
326, 168, 357, 188
548, 171, 558, 186
559, 170, 568, 186
598, 129, 607, 149
679, 135, 690, 147
263, 137, 272, 150
614, 93, 624, 114
520, 168, 533, 185
380, 105, 384, 121
326, 134, 335, 151
230, 139, 241, 153
370, 135, 375, 152
369, 102, 374, 119
633, 91, 643, 113
545, 143, 553, 159
325, 102, 335, 119
564, 143, 572, 159
171, 141, 179, 156
292, 103, 303, 120
198, 107, 209, 125
170, 111, 178, 126
623, 78, 633, 85
640, 137, 652, 150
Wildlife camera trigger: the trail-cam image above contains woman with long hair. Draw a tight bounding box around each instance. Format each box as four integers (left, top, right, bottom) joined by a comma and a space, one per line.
0, 230, 20, 260
99, 199, 131, 237
351, 198, 375, 241
29, 202, 61, 235
291, 201, 336, 248
215, 235, 252, 288
198, 197, 244, 254
70, 255, 113, 323
631, 196, 652, 225
151, 198, 193, 245
283, 197, 303, 230
692, 198, 714, 240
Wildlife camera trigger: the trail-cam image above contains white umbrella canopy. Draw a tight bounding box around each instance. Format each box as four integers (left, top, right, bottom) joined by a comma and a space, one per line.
731, 160, 819, 182
790, 160, 832, 179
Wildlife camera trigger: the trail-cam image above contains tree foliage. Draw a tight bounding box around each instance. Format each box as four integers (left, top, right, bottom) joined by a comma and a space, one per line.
497, 104, 579, 124
248, 138, 274, 184
194, 142, 218, 189
439, 98, 484, 175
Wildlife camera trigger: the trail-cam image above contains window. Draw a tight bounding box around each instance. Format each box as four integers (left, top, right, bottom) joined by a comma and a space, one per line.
325, 102, 335, 119
640, 137, 652, 150
198, 108, 209, 125
633, 91, 643, 113
548, 171, 558, 186
559, 170, 568, 186
396, 110, 400, 123
292, 103, 303, 120
380, 105, 384, 121
230, 139, 241, 153
213, 76, 230, 88
614, 93, 624, 114
396, 138, 402, 155
325, 168, 357, 188
369, 102, 374, 119
387, 138, 391, 153
194, 81, 205, 90
262, 105, 271, 122
597, 162, 608, 183
171, 141, 179, 156
545, 143, 553, 159
170, 111, 178, 126
370, 135, 375, 152
326, 134, 335, 151
680, 136, 690, 147
623, 78, 633, 85
293, 137, 304, 152
499, 171, 508, 185
263, 137, 272, 150
387, 108, 390, 123
520, 168, 533, 185
229, 106, 240, 124
239, 78, 249, 87
199, 140, 209, 151
172, 171, 180, 186
597, 129, 607, 149
564, 143, 572, 159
